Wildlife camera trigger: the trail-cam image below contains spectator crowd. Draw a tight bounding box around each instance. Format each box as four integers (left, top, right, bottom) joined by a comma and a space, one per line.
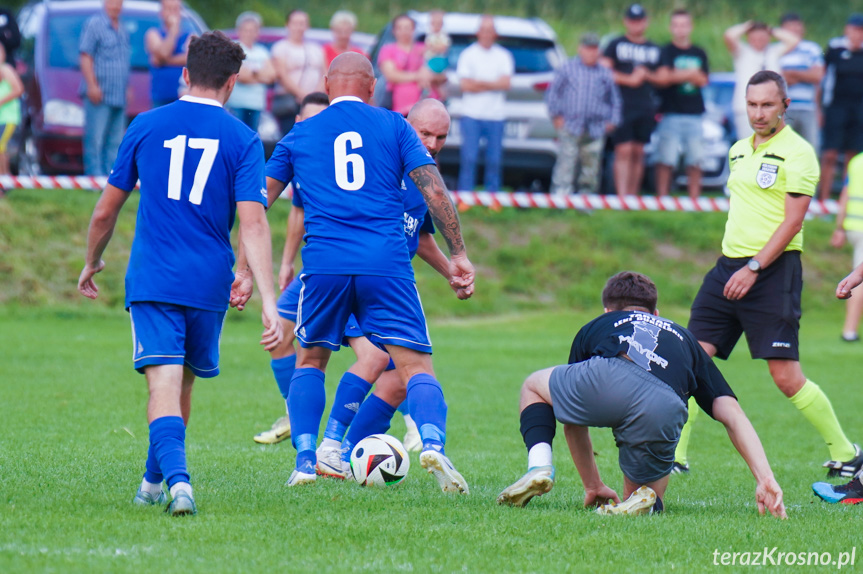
3, 0, 863, 200
547, 5, 863, 200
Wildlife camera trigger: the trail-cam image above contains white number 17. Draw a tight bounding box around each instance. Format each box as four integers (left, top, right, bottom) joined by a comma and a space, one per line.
163, 135, 220, 205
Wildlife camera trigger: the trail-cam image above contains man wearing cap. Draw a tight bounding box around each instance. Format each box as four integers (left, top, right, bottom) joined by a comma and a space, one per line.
601, 3, 661, 198
778, 13, 824, 153
653, 8, 709, 200
819, 15, 863, 201
546, 33, 621, 196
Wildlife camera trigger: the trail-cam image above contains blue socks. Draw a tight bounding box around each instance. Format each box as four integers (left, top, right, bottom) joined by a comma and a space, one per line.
271, 354, 296, 401
324, 372, 373, 442
288, 367, 326, 471
342, 394, 397, 462
143, 442, 163, 484
406, 374, 448, 454
148, 416, 188, 488
397, 400, 410, 416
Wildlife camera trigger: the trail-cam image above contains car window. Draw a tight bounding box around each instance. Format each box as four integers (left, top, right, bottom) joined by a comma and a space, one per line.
431, 34, 558, 74
47, 13, 198, 71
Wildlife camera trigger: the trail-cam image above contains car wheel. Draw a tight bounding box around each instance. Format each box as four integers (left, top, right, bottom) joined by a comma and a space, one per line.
17, 127, 43, 176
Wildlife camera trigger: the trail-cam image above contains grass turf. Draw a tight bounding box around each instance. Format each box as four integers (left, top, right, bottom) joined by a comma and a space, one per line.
1, 306, 860, 572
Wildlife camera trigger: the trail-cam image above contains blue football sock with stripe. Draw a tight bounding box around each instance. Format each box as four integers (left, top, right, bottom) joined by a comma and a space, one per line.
288, 367, 326, 471
271, 354, 296, 402
406, 373, 448, 454
149, 416, 189, 488
324, 372, 373, 442
341, 394, 397, 462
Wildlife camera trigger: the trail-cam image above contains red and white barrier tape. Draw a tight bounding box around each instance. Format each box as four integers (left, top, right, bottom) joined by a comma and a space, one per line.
0, 175, 838, 215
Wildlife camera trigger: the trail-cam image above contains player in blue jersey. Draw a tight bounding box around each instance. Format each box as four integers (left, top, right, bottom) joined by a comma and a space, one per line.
250, 92, 331, 445
77, 31, 282, 516
315, 99, 472, 478
264, 53, 475, 491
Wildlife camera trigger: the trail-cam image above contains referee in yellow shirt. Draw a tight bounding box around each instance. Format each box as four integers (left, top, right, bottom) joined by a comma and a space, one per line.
675, 70, 861, 478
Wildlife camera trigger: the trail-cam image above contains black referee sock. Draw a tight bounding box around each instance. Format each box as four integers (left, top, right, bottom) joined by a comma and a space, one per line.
520, 402, 556, 450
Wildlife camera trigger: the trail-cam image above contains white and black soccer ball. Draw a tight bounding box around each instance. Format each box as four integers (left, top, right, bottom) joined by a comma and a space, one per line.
349, 434, 410, 487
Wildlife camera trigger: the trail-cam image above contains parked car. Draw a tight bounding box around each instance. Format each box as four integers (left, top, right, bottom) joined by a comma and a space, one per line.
369, 11, 566, 190
14, 0, 206, 175
221, 26, 376, 156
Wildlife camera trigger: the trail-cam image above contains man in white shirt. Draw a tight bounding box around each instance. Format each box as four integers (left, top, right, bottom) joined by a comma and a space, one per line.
456, 15, 514, 192
724, 20, 798, 139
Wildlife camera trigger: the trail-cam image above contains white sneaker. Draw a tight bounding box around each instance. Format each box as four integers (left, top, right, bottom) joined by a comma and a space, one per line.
596, 485, 657, 516
315, 445, 348, 479
420, 450, 469, 494
253, 415, 291, 445
496, 466, 555, 507
286, 469, 316, 487
402, 418, 422, 453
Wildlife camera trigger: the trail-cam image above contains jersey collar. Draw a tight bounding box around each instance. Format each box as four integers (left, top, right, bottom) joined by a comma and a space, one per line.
331, 96, 363, 105
180, 95, 224, 108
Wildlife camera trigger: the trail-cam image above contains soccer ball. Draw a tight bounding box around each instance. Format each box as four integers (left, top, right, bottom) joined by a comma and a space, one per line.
350, 434, 410, 487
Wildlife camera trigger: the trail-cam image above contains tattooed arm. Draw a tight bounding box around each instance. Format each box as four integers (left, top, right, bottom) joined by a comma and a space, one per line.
409, 163, 475, 290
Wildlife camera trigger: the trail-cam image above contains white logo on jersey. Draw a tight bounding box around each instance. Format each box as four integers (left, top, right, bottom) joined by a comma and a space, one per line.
260, 187, 267, 198
756, 163, 778, 189
618, 321, 669, 371
345, 402, 360, 413
404, 212, 420, 237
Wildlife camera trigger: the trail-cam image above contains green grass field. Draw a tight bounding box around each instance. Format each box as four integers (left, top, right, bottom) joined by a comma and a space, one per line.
1, 305, 861, 572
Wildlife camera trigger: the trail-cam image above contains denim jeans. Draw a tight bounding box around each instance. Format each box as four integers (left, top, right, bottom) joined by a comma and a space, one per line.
229, 107, 262, 131
83, 100, 126, 176
458, 116, 504, 191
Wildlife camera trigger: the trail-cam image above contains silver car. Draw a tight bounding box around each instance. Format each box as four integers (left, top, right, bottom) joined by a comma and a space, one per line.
370, 11, 566, 190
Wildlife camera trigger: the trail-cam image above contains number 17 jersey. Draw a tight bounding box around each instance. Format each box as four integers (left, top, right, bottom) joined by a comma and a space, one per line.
265, 96, 435, 281
108, 95, 268, 312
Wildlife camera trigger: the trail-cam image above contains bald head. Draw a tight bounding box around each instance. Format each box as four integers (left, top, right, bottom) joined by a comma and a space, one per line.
407, 99, 451, 157
326, 52, 375, 102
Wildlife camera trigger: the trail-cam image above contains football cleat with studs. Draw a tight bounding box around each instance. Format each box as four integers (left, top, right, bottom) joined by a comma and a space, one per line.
596, 485, 657, 516
496, 465, 555, 507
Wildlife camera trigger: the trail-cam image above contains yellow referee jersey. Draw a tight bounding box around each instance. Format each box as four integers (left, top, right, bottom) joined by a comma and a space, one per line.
722, 125, 819, 258
844, 153, 863, 233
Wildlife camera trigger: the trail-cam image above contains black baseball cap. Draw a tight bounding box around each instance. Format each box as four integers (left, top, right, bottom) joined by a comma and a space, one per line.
625, 3, 647, 20
849, 14, 863, 28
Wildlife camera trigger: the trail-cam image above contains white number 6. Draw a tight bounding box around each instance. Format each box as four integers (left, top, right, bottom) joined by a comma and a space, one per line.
334, 131, 365, 191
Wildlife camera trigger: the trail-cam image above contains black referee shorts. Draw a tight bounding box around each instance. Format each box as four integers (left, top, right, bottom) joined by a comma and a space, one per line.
688, 251, 802, 361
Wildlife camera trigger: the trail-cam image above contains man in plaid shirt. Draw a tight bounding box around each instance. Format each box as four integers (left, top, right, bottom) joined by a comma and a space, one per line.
546, 33, 621, 196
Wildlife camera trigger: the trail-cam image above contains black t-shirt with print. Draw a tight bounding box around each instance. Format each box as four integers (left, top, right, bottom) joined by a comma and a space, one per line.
657, 43, 709, 115
603, 36, 661, 113
568, 311, 736, 418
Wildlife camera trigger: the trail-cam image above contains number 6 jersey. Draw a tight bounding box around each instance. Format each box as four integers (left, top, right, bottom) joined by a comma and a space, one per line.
108, 95, 268, 312
265, 96, 435, 281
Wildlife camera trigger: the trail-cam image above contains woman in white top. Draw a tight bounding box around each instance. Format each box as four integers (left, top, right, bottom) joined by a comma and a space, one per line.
725, 21, 799, 139
270, 10, 325, 134
227, 11, 275, 131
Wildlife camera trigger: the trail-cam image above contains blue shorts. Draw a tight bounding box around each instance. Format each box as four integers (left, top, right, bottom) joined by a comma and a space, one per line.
296, 274, 432, 353
277, 277, 303, 322
129, 302, 226, 378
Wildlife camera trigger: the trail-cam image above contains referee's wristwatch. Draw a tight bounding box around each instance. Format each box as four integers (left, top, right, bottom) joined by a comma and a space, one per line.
747, 258, 762, 274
